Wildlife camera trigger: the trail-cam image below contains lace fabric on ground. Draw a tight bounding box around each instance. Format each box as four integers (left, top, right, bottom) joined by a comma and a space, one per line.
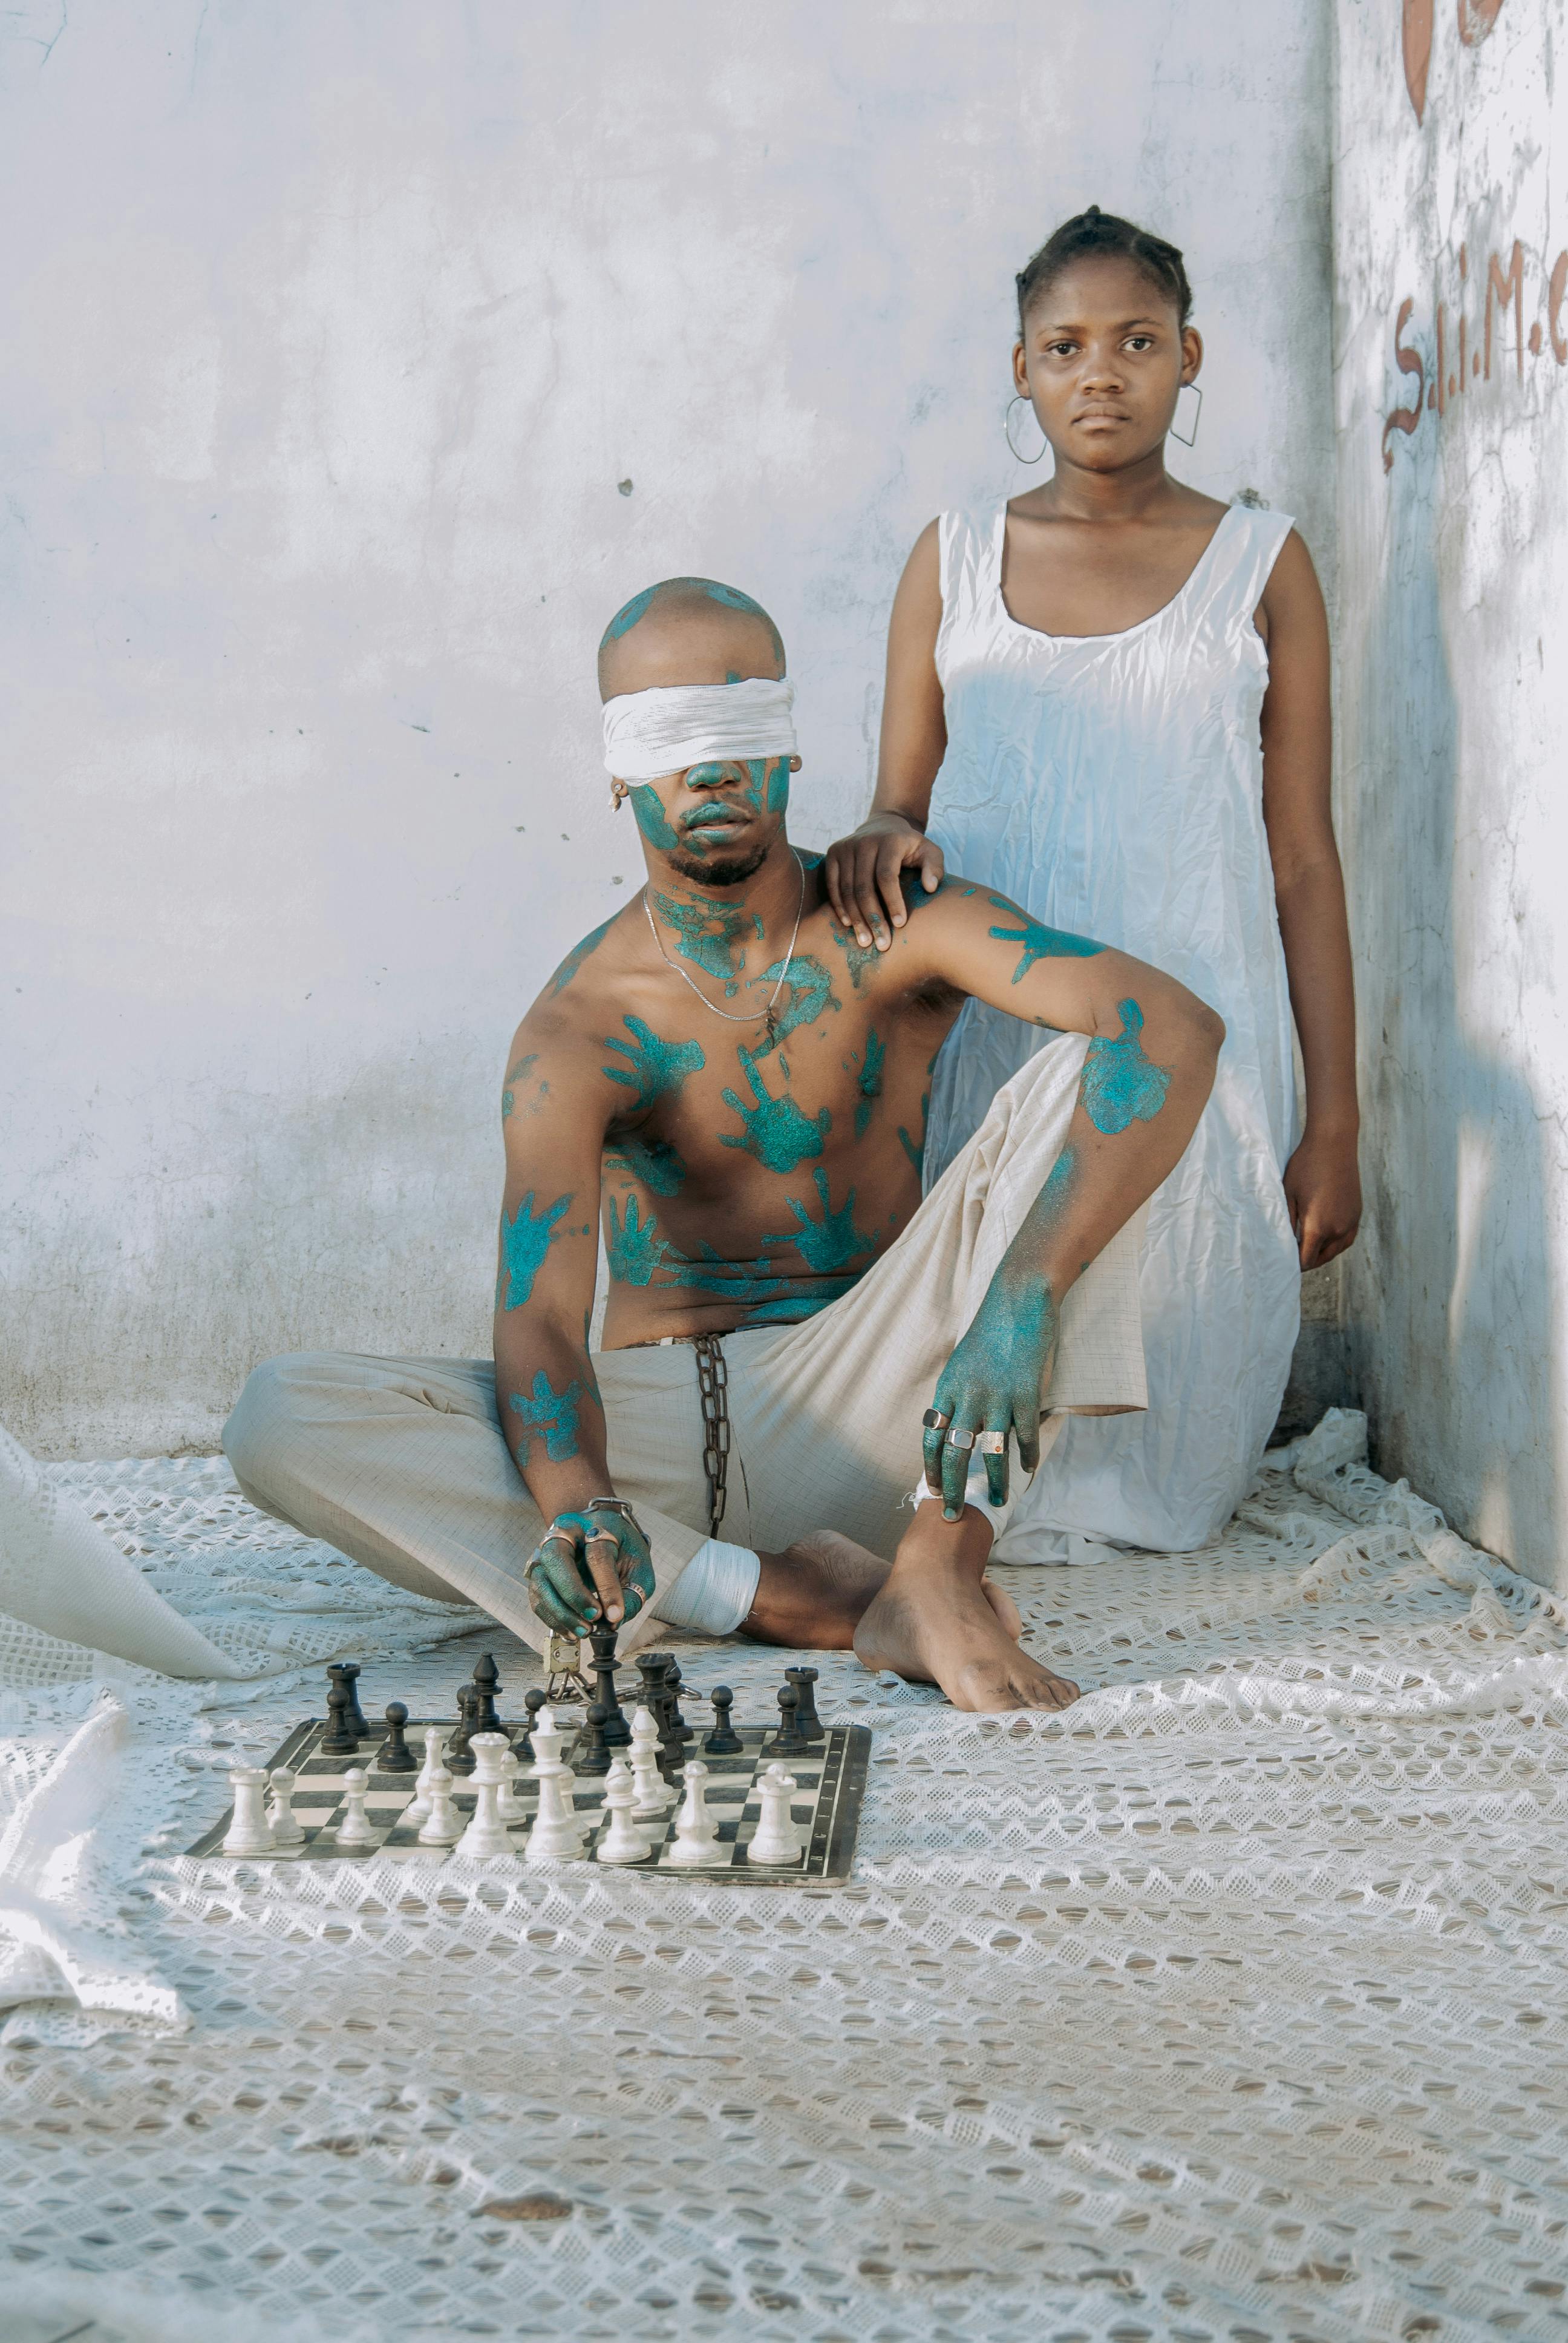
2, 1409, 1567, 2342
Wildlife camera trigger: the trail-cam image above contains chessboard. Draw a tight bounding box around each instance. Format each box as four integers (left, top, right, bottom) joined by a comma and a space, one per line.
188, 1715, 872, 1885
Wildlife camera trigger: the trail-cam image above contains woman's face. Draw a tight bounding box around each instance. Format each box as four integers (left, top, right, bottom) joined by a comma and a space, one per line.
1013, 254, 1201, 474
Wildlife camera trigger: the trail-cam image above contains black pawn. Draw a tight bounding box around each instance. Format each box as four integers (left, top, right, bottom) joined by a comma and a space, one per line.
321, 1679, 358, 1756
448, 1685, 478, 1777
577, 1700, 612, 1778
378, 1701, 416, 1773
786, 1666, 824, 1744
587, 1623, 631, 1746
471, 1653, 503, 1735
325, 1664, 361, 1745
771, 1683, 805, 1755
636, 1651, 674, 1734
704, 1685, 742, 1757
665, 1660, 693, 1745
517, 1686, 547, 1760
340, 1663, 369, 1738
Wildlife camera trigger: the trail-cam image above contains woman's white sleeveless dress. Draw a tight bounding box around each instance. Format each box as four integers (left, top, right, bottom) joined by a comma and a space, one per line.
925, 500, 1301, 1556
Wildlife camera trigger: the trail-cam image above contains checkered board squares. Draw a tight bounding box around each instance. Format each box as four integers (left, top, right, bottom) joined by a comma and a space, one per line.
188, 1719, 871, 1886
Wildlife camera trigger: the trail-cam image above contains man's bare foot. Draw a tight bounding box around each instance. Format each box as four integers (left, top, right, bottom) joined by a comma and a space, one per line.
745, 1528, 1023, 1651
853, 1506, 1080, 1712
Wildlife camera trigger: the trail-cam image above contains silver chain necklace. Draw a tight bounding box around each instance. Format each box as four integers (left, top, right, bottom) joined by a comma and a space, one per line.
642, 850, 806, 1047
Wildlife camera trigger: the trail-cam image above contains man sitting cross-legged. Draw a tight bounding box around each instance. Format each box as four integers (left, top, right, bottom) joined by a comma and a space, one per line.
224, 576, 1223, 1711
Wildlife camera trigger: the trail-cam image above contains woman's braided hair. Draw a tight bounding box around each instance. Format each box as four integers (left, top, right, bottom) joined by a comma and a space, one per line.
1015, 205, 1192, 333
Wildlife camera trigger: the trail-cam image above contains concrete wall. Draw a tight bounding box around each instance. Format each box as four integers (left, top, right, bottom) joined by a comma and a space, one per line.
1, 1, 1333, 1456
1333, 0, 1568, 1581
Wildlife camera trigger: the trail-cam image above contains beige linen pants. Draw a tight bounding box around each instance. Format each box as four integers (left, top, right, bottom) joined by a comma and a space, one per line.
224, 1034, 1147, 1659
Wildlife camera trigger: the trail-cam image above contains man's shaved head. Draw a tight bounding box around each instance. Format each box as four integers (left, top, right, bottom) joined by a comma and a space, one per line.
597, 576, 786, 701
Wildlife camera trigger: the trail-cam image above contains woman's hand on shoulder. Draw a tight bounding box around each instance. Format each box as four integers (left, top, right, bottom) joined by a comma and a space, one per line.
823, 814, 947, 952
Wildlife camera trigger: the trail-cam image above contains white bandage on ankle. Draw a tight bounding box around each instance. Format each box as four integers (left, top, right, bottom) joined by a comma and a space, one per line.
601, 678, 797, 781
907, 1465, 1016, 1536
654, 1538, 762, 1636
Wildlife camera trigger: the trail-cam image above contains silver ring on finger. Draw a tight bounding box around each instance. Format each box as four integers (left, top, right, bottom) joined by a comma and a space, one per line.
922, 1407, 952, 1432
945, 1427, 976, 1450
974, 1431, 1007, 1455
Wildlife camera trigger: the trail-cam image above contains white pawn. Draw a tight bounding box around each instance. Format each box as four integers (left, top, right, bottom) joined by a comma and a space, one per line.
416, 1758, 463, 1846
667, 1758, 721, 1866
335, 1766, 376, 1847
223, 1767, 273, 1856
495, 1742, 524, 1821
403, 1725, 446, 1829
629, 1706, 672, 1819
525, 1760, 587, 1864
746, 1763, 805, 1866
595, 1760, 653, 1865
266, 1766, 305, 1849
457, 1733, 515, 1860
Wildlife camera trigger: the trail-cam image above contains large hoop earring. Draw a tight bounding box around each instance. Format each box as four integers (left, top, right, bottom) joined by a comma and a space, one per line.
1170, 382, 1203, 448
1004, 395, 1048, 465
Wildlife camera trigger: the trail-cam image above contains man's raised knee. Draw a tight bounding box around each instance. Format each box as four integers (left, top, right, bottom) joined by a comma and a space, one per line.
221, 1353, 318, 1502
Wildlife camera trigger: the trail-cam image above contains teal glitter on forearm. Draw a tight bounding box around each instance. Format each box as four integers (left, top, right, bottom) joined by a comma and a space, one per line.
603, 1014, 705, 1111
498, 1191, 573, 1311
509, 1369, 590, 1463
986, 895, 1105, 983
1080, 998, 1173, 1134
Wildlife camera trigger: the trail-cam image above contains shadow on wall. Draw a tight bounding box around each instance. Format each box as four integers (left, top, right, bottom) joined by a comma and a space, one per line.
1348, 461, 1557, 1567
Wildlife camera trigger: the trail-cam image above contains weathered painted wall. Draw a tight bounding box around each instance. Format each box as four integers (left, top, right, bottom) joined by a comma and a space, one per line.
1, 1, 1333, 1455
1333, 0, 1568, 1582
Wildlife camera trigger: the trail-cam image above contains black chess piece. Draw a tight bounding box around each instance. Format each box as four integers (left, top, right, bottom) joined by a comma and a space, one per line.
704, 1685, 743, 1757
377, 1701, 416, 1773
518, 1686, 547, 1760
471, 1653, 503, 1735
587, 1624, 631, 1746
786, 1666, 824, 1743
577, 1700, 612, 1777
321, 1679, 358, 1755
448, 1684, 478, 1776
665, 1660, 693, 1744
636, 1654, 685, 1775
339, 1662, 370, 1738
326, 1665, 362, 1745
771, 1682, 805, 1755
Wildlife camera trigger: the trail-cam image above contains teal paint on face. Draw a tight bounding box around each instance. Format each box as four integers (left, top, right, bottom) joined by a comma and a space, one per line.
606, 1195, 685, 1286
605, 1132, 686, 1196
765, 755, 791, 814
854, 1027, 886, 1137
630, 784, 702, 859
548, 916, 615, 998
748, 954, 841, 1058
509, 1369, 587, 1463
762, 1166, 880, 1275
650, 888, 761, 997
499, 1191, 573, 1310
719, 1048, 831, 1172
603, 1014, 705, 1112
1080, 997, 1172, 1134
986, 894, 1104, 982
829, 922, 881, 992
501, 1052, 537, 1122
602, 586, 658, 644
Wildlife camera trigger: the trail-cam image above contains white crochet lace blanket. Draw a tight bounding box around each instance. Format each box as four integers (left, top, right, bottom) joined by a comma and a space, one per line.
2, 1409, 1567, 2343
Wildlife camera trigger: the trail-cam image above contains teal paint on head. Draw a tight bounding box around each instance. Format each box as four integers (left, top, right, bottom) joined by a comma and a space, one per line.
630, 784, 702, 857
509, 1369, 587, 1463
606, 1195, 685, 1286
603, 1014, 705, 1112
499, 1191, 573, 1310
702, 582, 766, 616
548, 916, 616, 998
650, 889, 761, 997
748, 954, 841, 1058
986, 895, 1104, 982
829, 922, 881, 992
602, 585, 658, 644
854, 1027, 886, 1138
501, 1052, 537, 1121
605, 1132, 687, 1196
1080, 997, 1173, 1135
719, 1048, 831, 1172
762, 1166, 880, 1275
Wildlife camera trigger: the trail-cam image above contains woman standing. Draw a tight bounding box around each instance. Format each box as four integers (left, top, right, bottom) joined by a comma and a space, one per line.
824, 207, 1359, 1555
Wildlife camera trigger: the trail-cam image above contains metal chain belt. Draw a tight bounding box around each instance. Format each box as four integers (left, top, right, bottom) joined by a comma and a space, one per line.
691, 1333, 730, 1536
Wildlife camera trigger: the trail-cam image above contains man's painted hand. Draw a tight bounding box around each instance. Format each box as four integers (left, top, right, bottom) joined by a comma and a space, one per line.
923, 1275, 1059, 1519
524, 1507, 655, 1633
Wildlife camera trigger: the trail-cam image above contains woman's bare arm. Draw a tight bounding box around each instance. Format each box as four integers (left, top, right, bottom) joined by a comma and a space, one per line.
823, 520, 950, 948
1258, 529, 1362, 1270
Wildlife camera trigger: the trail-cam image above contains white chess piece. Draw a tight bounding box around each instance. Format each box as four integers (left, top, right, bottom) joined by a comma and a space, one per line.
334, 1766, 376, 1847
667, 1758, 721, 1866
416, 1758, 463, 1846
746, 1763, 805, 1866
223, 1767, 273, 1856
266, 1766, 305, 1849
528, 1705, 564, 1775
456, 1733, 516, 1860
595, 1759, 653, 1865
524, 1760, 587, 1864
495, 1742, 524, 1821
403, 1725, 446, 1829
629, 1707, 672, 1819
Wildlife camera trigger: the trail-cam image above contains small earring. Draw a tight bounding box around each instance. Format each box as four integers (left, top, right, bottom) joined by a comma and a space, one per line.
1005, 395, 1048, 465
1170, 382, 1203, 448
610, 782, 627, 811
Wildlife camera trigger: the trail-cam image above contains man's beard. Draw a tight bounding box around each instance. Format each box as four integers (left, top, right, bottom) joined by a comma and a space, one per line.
664, 841, 771, 888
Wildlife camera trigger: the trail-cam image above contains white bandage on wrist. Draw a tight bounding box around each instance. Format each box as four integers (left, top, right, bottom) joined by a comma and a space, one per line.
601, 678, 797, 781
908, 1463, 1016, 1536
653, 1537, 762, 1636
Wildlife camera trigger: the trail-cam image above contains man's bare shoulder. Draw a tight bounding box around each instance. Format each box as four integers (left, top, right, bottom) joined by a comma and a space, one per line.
498, 904, 648, 1124
881, 869, 1107, 999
